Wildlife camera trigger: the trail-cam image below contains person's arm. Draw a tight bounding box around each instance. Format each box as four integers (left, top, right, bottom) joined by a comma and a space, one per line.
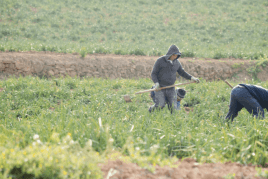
151, 59, 161, 84
177, 61, 192, 80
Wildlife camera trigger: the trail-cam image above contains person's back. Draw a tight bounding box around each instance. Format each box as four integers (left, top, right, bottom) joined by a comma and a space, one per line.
239, 84, 268, 109
225, 84, 268, 121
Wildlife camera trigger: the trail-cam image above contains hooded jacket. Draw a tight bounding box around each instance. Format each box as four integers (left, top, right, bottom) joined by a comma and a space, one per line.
239, 84, 268, 110
151, 45, 192, 87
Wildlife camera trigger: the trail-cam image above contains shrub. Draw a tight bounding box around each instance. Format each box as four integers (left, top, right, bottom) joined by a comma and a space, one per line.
150, 49, 162, 56
94, 47, 109, 54
114, 49, 125, 55
129, 49, 146, 56
213, 52, 226, 59
0, 133, 103, 179
0, 45, 5, 52
80, 47, 87, 58
181, 51, 195, 58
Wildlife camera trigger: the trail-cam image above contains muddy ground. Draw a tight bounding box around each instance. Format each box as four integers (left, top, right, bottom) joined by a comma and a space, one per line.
1, 52, 268, 179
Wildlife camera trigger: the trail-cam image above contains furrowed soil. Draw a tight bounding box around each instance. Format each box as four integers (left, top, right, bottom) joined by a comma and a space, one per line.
1, 52, 268, 179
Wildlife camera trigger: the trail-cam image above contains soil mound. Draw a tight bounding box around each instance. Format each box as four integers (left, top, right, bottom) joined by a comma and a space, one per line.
0, 51, 267, 81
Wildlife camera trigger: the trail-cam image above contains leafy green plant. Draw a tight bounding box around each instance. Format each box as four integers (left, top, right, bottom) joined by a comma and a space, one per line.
129, 49, 146, 56
181, 51, 195, 58
247, 56, 268, 80
213, 52, 227, 59
0, 133, 103, 179
94, 47, 109, 54
223, 173, 235, 179
114, 49, 125, 55
0, 76, 268, 176
256, 167, 268, 178
231, 62, 244, 69
0, 45, 5, 52
80, 47, 87, 58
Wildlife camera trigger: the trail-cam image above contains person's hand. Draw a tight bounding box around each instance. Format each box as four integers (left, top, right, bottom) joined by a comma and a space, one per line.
191, 76, 200, 83
177, 96, 182, 102
154, 82, 161, 91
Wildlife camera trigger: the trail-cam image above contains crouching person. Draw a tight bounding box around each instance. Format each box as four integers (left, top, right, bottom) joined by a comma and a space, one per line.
149, 87, 186, 112
225, 84, 268, 122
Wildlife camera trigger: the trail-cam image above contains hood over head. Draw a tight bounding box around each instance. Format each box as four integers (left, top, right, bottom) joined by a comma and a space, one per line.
164, 45, 181, 61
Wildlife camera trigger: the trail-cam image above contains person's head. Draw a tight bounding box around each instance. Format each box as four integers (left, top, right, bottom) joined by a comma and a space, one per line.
169, 54, 178, 61
177, 88, 186, 101
169, 52, 181, 61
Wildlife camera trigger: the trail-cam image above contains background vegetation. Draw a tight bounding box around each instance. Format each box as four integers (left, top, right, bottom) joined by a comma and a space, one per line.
0, 77, 268, 178
1, 0, 268, 177
0, 0, 268, 59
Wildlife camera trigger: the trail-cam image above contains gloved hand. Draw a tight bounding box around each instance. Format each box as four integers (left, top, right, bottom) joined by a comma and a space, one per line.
191, 76, 200, 83
154, 82, 161, 91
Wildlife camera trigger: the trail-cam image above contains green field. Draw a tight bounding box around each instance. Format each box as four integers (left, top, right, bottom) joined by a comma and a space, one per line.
1, 76, 268, 178
0, 0, 268, 59
1, 0, 268, 178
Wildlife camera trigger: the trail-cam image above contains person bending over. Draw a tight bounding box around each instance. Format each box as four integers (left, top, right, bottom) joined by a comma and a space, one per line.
225, 84, 268, 121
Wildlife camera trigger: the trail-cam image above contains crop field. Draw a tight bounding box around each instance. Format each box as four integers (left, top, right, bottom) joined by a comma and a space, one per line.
0, 0, 268, 59
1, 0, 268, 178
0, 76, 268, 178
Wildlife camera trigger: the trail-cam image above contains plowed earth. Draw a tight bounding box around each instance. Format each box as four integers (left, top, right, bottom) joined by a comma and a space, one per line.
1, 52, 268, 179
101, 158, 268, 179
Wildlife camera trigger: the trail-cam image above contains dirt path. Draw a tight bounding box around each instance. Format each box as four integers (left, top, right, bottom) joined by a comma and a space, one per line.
100, 158, 267, 179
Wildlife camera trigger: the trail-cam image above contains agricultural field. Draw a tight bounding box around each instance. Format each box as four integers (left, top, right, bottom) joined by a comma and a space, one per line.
0, 76, 268, 178
0, 0, 268, 59
1, 0, 268, 178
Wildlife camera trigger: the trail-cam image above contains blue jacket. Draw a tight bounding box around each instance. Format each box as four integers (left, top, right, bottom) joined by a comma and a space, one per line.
239, 84, 268, 110
151, 45, 192, 87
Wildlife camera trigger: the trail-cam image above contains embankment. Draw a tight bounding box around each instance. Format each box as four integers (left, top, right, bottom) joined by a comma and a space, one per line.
0, 52, 267, 81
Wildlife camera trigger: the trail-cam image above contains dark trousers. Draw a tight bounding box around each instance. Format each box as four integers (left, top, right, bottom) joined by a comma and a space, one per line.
225, 85, 264, 121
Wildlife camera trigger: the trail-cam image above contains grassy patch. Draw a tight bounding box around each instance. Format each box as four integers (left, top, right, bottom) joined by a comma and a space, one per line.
0, 76, 268, 177
0, 0, 267, 59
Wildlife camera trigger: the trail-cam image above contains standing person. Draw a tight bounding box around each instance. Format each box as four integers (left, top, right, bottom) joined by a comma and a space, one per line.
150, 87, 186, 111
149, 44, 199, 113
225, 84, 268, 122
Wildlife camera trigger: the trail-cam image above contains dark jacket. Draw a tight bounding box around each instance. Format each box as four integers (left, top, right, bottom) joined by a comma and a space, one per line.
239, 84, 268, 109
151, 45, 192, 87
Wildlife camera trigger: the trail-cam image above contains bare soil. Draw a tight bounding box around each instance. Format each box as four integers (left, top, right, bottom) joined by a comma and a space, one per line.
101, 158, 268, 179
1, 51, 267, 81
1, 52, 268, 179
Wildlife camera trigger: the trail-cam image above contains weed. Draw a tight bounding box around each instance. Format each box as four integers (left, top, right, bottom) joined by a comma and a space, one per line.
80, 47, 87, 58
231, 62, 244, 69
114, 49, 125, 55
224, 173, 235, 179
181, 51, 195, 58
130, 49, 146, 56
213, 52, 226, 59
247, 57, 268, 80
95, 47, 109, 54
0, 45, 4, 52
